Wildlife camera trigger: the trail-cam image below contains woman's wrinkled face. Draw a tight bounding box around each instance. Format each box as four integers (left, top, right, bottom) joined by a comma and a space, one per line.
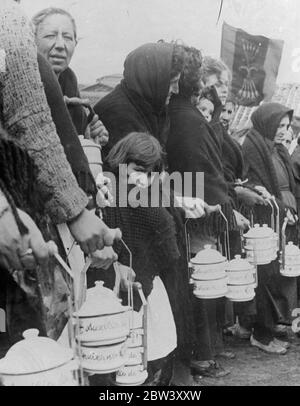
274, 115, 291, 144
35, 14, 76, 76
166, 73, 181, 105
204, 70, 229, 106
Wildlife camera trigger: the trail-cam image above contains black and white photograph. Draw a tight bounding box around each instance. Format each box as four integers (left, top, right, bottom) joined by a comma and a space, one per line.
1, 0, 300, 390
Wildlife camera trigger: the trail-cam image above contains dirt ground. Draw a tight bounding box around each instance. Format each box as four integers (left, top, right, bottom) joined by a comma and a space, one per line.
198, 329, 300, 386
1, 330, 300, 386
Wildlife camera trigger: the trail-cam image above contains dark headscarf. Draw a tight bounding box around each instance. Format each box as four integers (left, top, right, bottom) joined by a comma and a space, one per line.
94, 43, 175, 156
251, 102, 293, 141
123, 42, 173, 115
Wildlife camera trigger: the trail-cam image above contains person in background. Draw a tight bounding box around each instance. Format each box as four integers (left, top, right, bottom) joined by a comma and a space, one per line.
220, 98, 237, 135
285, 127, 296, 154
196, 94, 214, 123
242, 102, 298, 354
167, 46, 249, 379
32, 7, 108, 145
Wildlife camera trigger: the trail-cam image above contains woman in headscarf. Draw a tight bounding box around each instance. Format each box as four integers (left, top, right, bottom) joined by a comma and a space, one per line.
94, 42, 184, 156
94, 42, 201, 386
167, 45, 252, 379
242, 102, 298, 354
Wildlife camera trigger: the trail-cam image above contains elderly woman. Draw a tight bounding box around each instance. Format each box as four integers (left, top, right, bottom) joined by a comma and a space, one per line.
0, 0, 121, 343
242, 102, 298, 354
32, 7, 107, 144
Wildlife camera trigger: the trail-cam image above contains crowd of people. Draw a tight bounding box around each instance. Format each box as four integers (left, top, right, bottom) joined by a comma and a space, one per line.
1, 0, 300, 386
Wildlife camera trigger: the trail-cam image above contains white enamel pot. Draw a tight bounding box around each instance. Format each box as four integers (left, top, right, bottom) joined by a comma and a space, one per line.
116, 365, 148, 386
80, 340, 127, 374
0, 360, 78, 387
226, 284, 256, 302
192, 276, 228, 299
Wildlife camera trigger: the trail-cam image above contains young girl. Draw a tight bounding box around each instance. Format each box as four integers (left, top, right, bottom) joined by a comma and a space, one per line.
103, 132, 182, 385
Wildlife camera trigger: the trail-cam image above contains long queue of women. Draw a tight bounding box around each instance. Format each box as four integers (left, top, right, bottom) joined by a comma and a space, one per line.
1, 0, 300, 386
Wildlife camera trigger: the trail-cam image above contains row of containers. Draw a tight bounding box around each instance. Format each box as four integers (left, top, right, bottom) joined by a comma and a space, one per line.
1, 196, 300, 383
0, 281, 148, 386
189, 201, 300, 302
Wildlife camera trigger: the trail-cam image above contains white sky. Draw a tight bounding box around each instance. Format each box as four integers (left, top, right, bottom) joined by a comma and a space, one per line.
21, 0, 300, 85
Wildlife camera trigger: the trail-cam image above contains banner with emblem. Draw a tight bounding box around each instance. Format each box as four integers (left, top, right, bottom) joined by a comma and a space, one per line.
221, 22, 284, 106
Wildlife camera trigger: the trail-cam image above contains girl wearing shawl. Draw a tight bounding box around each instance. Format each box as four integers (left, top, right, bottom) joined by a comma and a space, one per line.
242, 102, 298, 354
103, 132, 183, 385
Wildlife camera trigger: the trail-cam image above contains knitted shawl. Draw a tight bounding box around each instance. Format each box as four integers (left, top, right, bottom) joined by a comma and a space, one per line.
0, 127, 39, 233
103, 184, 180, 311
94, 42, 174, 157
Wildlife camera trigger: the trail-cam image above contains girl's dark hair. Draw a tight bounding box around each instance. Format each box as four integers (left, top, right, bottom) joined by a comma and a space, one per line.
178, 46, 203, 98
106, 132, 164, 174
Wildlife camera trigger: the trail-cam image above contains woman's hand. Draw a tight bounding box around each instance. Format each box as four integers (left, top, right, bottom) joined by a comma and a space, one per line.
116, 263, 136, 292
0, 207, 56, 270
254, 186, 272, 201
90, 246, 118, 270
68, 209, 122, 254
235, 186, 267, 206
286, 209, 298, 226
233, 209, 250, 231
204, 203, 221, 215
86, 115, 109, 146
96, 173, 114, 208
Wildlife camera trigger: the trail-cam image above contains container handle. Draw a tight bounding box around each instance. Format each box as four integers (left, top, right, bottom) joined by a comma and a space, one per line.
219, 208, 231, 261
281, 217, 289, 271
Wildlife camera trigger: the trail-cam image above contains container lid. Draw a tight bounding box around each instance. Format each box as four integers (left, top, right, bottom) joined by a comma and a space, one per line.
244, 224, 273, 239
0, 329, 73, 374
76, 281, 130, 317
190, 245, 227, 265
227, 255, 254, 272
285, 241, 300, 256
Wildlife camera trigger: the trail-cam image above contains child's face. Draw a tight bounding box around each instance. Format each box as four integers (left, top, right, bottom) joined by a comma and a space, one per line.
197, 98, 214, 122
127, 162, 155, 188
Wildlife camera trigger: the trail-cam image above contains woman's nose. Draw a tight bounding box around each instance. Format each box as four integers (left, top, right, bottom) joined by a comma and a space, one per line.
54, 34, 65, 50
